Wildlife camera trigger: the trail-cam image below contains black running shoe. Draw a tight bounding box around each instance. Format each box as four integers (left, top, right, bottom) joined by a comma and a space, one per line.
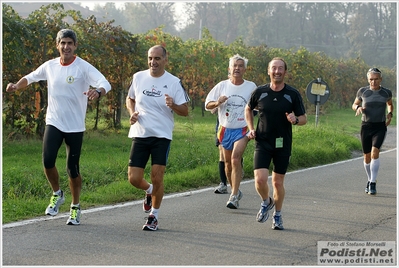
143, 215, 158, 231
365, 181, 370, 194
369, 182, 376, 195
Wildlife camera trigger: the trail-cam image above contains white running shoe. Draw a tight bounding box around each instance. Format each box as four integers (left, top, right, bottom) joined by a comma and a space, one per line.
45, 191, 65, 216
226, 195, 239, 209
214, 183, 228, 194
66, 206, 81, 225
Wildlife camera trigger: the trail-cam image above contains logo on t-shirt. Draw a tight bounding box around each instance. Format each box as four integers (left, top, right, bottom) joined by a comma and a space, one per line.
66, 76, 74, 84
143, 85, 162, 97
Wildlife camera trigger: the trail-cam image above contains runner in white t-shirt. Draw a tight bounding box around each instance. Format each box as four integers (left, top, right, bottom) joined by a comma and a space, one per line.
6, 29, 111, 226
205, 54, 257, 209
126, 45, 190, 231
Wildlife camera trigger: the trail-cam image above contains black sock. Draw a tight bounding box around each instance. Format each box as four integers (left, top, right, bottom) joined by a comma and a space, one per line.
219, 161, 227, 185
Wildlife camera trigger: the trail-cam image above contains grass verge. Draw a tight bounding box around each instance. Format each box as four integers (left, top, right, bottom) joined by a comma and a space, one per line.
2, 107, 395, 223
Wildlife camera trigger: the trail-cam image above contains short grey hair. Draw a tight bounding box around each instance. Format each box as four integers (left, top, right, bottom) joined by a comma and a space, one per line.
56, 29, 77, 44
229, 54, 248, 68
367, 67, 382, 78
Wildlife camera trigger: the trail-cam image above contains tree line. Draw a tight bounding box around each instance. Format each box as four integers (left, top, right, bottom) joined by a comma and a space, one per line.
2, 3, 396, 138
89, 2, 397, 69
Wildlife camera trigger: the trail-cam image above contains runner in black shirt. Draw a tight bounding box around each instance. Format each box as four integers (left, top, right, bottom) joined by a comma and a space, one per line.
245, 57, 307, 230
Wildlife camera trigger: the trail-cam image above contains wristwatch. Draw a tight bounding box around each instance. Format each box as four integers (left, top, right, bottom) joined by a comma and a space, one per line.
293, 117, 299, 125
388, 112, 393, 117
95, 89, 102, 98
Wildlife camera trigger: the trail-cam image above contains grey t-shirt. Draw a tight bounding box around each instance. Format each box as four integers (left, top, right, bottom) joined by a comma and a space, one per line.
356, 86, 392, 123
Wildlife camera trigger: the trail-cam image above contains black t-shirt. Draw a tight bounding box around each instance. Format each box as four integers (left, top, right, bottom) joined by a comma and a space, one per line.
248, 83, 306, 155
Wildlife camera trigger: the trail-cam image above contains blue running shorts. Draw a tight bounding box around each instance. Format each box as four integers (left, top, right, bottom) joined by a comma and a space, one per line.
217, 126, 248, 150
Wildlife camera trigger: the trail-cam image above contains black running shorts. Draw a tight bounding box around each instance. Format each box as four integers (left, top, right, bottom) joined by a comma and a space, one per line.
128, 137, 171, 168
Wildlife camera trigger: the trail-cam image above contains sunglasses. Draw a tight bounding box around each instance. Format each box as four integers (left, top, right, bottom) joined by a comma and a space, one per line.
368, 67, 381, 73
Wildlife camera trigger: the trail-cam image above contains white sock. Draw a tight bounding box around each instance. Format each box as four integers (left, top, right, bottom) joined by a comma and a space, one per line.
370, 158, 380, 182
71, 203, 80, 208
145, 184, 153, 194
150, 208, 159, 219
261, 198, 270, 207
363, 162, 371, 181
53, 189, 62, 196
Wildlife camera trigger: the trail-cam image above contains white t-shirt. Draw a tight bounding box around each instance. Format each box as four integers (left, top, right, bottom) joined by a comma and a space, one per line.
24, 56, 111, 132
127, 70, 190, 140
205, 79, 256, 129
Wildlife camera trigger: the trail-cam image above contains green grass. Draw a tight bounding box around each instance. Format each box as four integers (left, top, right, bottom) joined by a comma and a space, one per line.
2, 107, 395, 223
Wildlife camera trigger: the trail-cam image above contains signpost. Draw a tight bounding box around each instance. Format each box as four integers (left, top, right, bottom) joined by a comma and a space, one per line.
306, 78, 330, 126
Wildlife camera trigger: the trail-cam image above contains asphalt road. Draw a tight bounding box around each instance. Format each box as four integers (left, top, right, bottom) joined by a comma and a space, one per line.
2, 149, 397, 267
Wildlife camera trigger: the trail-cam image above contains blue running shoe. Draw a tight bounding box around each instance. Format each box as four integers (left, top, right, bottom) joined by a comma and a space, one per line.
256, 197, 275, 223
272, 214, 284, 230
